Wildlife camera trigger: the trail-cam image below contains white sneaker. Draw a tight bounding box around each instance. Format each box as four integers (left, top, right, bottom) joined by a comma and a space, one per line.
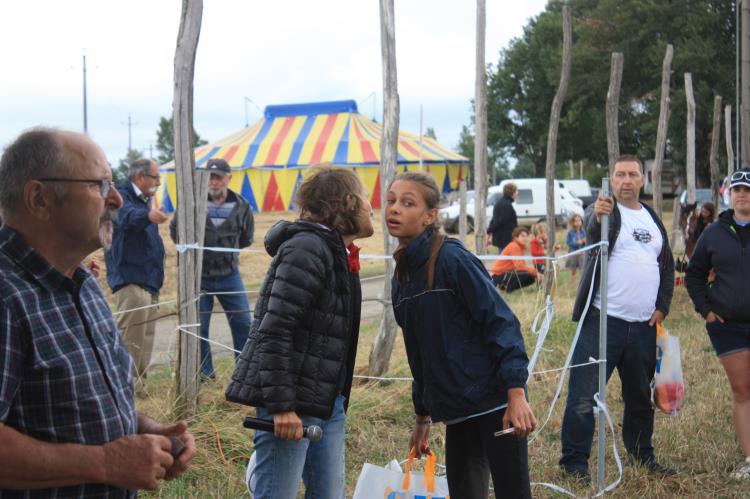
730, 457, 750, 480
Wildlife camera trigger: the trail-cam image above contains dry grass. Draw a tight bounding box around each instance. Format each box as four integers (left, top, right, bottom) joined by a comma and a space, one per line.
122, 205, 746, 498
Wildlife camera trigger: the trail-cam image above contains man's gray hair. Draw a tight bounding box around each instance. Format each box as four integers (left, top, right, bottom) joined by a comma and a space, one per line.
0, 127, 75, 216
129, 158, 156, 180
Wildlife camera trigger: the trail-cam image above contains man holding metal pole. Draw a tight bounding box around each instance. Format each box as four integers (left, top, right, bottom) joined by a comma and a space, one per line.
559, 155, 676, 483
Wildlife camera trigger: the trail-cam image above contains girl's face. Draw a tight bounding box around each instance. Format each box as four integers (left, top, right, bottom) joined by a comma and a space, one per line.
385, 180, 438, 246
572, 216, 582, 229
700, 207, 710, 220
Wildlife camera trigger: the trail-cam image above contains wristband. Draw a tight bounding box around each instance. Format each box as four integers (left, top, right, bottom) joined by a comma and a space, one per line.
416, 418, 432, 425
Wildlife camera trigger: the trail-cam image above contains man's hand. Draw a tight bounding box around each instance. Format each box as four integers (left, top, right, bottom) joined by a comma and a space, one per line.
101, 434, 174, 491
272, 411, 303, 441
148, 209, 169, 225
535, 273, 544, 282
594, 195, 614, 223
706, 311, 724, 323
86, 257, 101, 278
140, 420, 196, 480
504, 388, 537, 437
648, 309, 665, 326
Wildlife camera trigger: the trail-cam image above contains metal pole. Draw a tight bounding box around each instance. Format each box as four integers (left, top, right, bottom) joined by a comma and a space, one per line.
82, 53, 88, 134
738, 0, 741, 170
419, 104, 424, 169
597, 176, 610, 491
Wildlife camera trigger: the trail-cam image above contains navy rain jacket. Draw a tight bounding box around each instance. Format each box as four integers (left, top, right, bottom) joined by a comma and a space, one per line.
392, 229, 529, 422
105, 183, 165, 295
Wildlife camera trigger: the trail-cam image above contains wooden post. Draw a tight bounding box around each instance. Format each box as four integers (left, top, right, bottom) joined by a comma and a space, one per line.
368, 0, 399, 377
544, 5, 571, 294
710, 96, 723, 209
742, 0, 750, 167
458, 176, 468, 243
473, 0, 488, 254
726, 104, 735, 176
670, 195, 682, 251
685, 73, 696, 206
653, 44, 674, 218
606, 53, 624, 170
172, 0, 205, 417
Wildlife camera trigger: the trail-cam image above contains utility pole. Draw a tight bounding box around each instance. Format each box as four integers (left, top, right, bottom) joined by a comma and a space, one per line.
122, 113, 138, 151
82, 52, 88, 134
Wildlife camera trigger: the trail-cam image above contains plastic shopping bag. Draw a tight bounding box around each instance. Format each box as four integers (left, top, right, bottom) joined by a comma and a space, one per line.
352, 449, 450, 499
652, 323, 685, 415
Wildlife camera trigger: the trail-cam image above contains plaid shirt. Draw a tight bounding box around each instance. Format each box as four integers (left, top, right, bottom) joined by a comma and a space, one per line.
0, 226, 137, 498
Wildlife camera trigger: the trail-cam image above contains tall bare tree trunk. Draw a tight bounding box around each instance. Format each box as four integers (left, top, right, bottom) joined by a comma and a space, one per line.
726, 104, 735, 176
685, 73, 696, 206
458, 176, 468, 243
653, 44, 673, 218
544, 5, 572, 295
473, 0, 488, 254
173, 0, 205, 418
606, 53, 624, 170
742, 0, 750, 167
710, 96, 723, 209
368, 0, 399, 377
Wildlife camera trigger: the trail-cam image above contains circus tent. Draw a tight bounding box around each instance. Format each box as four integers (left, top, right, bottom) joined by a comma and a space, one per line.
156, 99, 469, 213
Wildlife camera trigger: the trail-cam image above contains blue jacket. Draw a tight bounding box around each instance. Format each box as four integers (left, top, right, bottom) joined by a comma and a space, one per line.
686, 209, 750, 322
391, 230, 529, 422
105, 183, 165, 295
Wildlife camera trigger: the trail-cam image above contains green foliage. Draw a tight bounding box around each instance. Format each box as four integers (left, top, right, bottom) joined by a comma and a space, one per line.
485, 0, 736, 182
114, 148, 144, 184
155, 116, 209, 165
424, 127, 437, 140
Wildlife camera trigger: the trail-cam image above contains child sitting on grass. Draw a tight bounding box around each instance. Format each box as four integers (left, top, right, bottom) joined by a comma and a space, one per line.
491, 226, 544, 292
530, 222, 560, 274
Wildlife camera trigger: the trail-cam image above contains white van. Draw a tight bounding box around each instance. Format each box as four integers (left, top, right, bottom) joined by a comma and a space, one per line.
440, 178, 584, 233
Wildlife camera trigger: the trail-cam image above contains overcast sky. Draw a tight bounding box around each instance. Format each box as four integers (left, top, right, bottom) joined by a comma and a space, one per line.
1, 1, 547, 166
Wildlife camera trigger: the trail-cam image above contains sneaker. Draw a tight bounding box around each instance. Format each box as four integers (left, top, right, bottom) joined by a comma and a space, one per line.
730, 457, 750, 480
630, 454, 678, 476
560, 465, 591, 485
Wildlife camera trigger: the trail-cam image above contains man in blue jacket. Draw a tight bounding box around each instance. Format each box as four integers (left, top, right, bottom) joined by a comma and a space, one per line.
105, 158, 167, 396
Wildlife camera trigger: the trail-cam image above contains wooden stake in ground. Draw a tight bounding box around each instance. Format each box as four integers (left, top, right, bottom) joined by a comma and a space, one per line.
726, 104, 735, 175
368, 0, 399, 377
473, 0, 488, 254
172, 0, 206, 417
710, 96, 723, 209
606, 52, 623, 170
652, 44, 673, 219
458, 176, 468, 243
742, 0, 750, 167
544, 5, 571, 295
685, 73, 696, 206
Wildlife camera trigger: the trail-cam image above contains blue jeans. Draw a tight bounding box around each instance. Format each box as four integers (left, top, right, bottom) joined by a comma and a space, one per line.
560, 308, 657, 472
253, 395, 346, 499
199, 269, 251, 377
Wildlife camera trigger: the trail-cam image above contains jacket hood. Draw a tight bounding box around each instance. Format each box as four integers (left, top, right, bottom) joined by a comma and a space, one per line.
718, 208, 737, 226
264, 220, 345, 257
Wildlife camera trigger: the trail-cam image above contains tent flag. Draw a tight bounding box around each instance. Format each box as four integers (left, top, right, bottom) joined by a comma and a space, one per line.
156, 99, 469, 213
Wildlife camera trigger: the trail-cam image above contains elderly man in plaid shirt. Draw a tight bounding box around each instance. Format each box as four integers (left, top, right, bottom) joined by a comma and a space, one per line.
0, 128, 196, 497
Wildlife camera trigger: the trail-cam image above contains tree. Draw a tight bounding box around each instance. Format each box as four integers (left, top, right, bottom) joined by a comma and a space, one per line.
114, 148, 144, 184
424, 127, 437, 140
155, 116, 208, 164
484, 0, 736, 183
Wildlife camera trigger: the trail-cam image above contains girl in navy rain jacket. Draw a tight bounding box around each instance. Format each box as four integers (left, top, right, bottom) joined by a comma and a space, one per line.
386, 172, 536, 498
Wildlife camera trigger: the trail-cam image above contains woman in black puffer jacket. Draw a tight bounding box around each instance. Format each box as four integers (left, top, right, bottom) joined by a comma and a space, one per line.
226, 166, 373, 498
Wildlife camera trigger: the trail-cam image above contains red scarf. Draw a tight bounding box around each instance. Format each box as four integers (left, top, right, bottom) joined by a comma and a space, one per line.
347, 243, 361, 274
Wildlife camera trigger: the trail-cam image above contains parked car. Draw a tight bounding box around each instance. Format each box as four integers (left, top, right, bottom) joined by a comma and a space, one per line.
440, 178, 584, 233
678, 188, 729, 213
560, 179, 596, 208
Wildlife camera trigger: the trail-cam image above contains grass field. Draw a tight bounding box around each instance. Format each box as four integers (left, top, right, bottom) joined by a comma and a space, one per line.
119, 206, 748, 498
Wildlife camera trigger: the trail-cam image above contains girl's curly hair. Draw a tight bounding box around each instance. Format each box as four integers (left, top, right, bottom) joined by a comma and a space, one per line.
295, 164, 366, 236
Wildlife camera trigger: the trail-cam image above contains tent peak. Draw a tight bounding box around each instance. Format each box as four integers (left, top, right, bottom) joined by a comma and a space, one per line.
264, 99, 358, 119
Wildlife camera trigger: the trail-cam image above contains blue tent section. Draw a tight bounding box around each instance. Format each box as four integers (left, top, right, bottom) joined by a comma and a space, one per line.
241, 174, 259, 212
442, 170, 452, 193
161, 189, 175, 212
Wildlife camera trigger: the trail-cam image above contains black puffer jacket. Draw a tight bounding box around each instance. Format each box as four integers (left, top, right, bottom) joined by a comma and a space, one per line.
225, 220, 361, 419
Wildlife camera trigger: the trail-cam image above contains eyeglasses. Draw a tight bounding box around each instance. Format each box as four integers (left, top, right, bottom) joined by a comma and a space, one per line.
37, 177, 115, 198
731, 170, 750, 183
143, 173, 161, 180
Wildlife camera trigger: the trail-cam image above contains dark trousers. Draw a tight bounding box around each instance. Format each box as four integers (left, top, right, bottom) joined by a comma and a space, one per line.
492, 271, 536, 292
559, 308, 657, 472
445, 409, 531, 499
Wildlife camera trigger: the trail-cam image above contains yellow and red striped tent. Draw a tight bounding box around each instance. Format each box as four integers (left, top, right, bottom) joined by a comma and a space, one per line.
156, 100, 469, 212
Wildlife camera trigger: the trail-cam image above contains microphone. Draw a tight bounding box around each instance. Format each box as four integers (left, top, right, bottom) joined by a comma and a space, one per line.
243, 416, 323, 442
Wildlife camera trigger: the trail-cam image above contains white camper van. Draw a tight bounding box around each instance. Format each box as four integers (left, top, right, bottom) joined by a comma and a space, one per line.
440, 178, 584, 233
